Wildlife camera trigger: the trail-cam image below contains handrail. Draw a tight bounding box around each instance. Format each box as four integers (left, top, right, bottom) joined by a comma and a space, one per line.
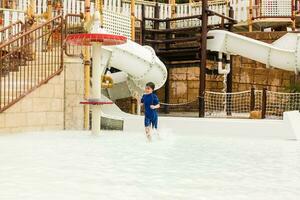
64, 13, 85, 57
0, 20, 23, 33
122, 0, 227, 6
144, 14, 205, 22
0, 8, 26, 13
0, 20, 24, 44
0, 15, 62, 49
207, 10, 237, 24
0, 15, 63, 112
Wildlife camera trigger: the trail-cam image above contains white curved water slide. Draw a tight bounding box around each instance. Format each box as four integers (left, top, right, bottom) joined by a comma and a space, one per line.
98, 40, 167, 126
207, 30, 300, 73
102, 40, 167, 99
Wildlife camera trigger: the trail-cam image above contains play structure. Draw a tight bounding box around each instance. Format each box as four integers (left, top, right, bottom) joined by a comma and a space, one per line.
65, 9, 167, 133
0, 0, 300, 135
66, 11, 127, 134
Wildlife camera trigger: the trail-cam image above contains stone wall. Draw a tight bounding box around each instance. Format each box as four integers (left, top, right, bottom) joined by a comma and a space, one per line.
0, 57, 85, 133
0, 73, 64, 133
232, 31, 296, 92
64, 57, 84, 130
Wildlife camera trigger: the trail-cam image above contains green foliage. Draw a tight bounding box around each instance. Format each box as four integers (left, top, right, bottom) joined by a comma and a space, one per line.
286, 83, 300, 93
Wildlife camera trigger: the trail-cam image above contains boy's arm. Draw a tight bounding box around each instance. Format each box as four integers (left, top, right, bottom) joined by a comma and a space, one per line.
150, 104, 160, 109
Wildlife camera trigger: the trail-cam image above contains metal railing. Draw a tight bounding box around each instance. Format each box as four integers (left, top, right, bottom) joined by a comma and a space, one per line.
64, 13, 85, 57
0, 15, 63, 112
0, 20, 24, 43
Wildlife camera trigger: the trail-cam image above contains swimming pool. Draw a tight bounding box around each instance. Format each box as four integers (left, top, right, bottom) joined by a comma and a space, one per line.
0, 130, 299, 200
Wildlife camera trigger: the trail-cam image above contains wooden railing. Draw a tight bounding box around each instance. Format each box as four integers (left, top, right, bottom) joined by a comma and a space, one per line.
0, 15, 63, 112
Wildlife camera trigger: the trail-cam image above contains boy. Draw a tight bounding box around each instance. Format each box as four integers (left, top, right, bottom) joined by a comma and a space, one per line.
141, 82, 160, 142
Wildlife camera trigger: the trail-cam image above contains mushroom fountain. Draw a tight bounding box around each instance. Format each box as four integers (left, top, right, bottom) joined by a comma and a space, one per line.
65, 11, 127, 134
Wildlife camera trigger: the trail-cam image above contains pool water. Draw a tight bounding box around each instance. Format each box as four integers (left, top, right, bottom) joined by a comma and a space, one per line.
0, 130, 300, 200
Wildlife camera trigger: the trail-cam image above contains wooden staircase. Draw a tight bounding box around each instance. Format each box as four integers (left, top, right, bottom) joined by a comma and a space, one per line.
138, 4, 236, 114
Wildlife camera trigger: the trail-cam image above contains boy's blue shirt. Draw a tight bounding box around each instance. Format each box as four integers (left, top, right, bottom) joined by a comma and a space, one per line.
141, 93, 159, 119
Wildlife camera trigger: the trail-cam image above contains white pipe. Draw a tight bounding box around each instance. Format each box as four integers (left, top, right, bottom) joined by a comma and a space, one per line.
217, 52, 230, 75
90, 11, 103, 134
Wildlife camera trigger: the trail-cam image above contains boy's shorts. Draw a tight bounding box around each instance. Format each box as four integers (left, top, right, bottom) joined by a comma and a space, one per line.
144, 116, 158, 129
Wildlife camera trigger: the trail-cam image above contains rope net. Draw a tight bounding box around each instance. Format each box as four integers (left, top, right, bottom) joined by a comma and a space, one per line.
205, 91, 252, 118
266, 91, 300, 119
159, 90, 300, 119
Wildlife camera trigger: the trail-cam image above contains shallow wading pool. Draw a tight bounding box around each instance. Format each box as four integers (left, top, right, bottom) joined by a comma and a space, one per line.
0, 130, 300, 200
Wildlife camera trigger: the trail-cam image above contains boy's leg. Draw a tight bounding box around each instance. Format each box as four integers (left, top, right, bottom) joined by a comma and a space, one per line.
152, 115, 160, 138
144, 117, 152, 142
145, 126, 152, 142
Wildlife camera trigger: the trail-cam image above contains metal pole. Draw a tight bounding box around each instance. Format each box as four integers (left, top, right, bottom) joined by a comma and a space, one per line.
199, 0, 208, 118
261, 87, 267, 119
249, 0, 253, 32
131, 0, 136, 41
250, 87, 255, 111
83, 0, 91, 130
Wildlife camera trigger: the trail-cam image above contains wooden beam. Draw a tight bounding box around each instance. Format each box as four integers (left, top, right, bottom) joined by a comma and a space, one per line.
226, 6, 234, 116
145, 35, 213, 44
141, 4, 145, 45
164, 19, 171, 114
145, 26, 202, 33
144, 14, 203, 22
156, 48, 200, 55
199, 0, 208, 118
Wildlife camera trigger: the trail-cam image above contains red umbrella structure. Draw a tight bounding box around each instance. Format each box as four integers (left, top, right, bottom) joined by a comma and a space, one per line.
65, 32, 127, 106
65, 33, 127, 46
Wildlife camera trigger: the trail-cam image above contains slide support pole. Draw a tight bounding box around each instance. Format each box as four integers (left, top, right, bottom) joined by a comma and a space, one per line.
91, 43, 102, 134
84, 0, 91, 130
199, 0, 208, 118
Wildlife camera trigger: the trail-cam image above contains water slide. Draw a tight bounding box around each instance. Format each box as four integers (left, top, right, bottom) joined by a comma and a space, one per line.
207, 30, 300, 73
101, 40, 167, 100
99, 29, 300, 130
98, 40, 168, 129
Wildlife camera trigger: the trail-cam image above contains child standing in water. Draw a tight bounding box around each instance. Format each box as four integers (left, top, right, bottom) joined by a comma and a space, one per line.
141, 82, 160, 142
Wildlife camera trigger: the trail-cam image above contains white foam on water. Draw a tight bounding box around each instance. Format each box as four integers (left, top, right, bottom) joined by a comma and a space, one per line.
0, 131, 300, 200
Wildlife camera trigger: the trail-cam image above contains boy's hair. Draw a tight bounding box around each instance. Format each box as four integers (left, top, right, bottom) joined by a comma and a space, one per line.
146, 82, 155, 90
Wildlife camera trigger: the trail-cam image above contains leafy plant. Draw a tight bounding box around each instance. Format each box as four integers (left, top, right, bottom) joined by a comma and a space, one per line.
286, 83, 300, 93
